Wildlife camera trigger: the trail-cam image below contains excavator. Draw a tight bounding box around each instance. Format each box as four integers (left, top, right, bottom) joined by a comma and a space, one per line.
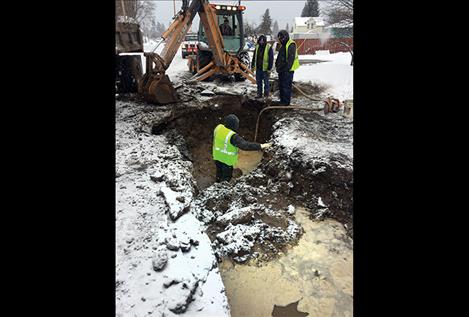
116, 0, 256, 105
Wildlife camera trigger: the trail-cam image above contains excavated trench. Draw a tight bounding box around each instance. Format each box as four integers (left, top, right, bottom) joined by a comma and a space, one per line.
151, 95, 353, 238
151, 95, 353, 316
152, 96, 274, 190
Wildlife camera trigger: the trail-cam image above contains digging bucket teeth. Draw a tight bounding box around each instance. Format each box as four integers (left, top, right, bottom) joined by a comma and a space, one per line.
140, 53, 179, 105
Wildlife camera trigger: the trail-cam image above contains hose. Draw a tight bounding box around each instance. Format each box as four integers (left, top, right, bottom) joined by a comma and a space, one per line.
292, 83, 324, 102
254, 105, 323, 142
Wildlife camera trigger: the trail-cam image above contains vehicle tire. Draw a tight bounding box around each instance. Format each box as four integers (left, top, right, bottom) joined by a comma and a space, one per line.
196, 50, 213, 81
116, 55, 142, 93
234, 51, 250, 82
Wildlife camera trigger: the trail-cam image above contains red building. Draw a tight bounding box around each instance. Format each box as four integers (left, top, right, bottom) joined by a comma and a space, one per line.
293, 37, 353, 55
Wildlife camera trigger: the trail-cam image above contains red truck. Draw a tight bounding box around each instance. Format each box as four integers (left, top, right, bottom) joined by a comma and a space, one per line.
181, 33, 199, 58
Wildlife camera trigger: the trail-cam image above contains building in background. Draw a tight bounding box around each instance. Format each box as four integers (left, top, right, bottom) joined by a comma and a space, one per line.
289, 16, 352, 55
292, 17, 325, 34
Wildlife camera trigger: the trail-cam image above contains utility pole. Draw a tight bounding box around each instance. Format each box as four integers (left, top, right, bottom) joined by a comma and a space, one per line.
173, 0, 176, 15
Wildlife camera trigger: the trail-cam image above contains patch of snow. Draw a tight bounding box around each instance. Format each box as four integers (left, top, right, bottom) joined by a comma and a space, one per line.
116, 100, 230, 317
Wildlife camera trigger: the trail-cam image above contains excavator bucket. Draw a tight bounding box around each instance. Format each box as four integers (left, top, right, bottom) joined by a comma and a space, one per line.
145, 74, 179, 104
140, 53, 179, 104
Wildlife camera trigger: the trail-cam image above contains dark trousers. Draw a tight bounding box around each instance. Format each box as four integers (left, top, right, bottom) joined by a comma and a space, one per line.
278, 71, 294, 105
256, 70, 270, 96
215, 160, 233, 183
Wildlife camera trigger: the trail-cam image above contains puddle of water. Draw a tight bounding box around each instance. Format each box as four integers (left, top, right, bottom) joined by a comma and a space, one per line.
235, 150, 263, 175
219, 207, 353, 317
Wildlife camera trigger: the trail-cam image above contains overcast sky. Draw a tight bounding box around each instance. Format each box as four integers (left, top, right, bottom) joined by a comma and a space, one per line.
147, 0, 331, 31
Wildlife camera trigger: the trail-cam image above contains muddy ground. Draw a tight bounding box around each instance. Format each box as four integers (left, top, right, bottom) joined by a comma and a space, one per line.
121, 86, 353, 265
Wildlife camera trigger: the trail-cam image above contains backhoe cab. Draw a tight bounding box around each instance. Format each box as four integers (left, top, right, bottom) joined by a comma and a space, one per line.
189, 4, 251, 81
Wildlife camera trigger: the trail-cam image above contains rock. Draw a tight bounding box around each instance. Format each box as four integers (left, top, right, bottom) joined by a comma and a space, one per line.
180, 243, 191, 252
163, 278, 181, 288
179, 234, 191, 252
150, 172, 165, 183
166, 237, 180, 251
152, 250, 168, 272
167, 280, 199, 314
160, 185, 191, 221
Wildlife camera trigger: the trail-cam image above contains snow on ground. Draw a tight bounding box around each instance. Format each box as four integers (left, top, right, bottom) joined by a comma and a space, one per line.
271, 112, 353, 171
116, 101, 230, 317
294, 52, 353, 101
247, 50, 353, 101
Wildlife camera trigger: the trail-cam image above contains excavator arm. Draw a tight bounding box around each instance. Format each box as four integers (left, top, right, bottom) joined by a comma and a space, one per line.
140, 0, 255, 104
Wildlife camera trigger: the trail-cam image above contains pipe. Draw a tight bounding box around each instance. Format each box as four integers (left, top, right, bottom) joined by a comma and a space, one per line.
292, 83, 324, 102
254, 105, 323, 142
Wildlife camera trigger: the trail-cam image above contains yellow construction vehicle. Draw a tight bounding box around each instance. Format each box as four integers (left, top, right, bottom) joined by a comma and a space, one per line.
116, 0, 255, 105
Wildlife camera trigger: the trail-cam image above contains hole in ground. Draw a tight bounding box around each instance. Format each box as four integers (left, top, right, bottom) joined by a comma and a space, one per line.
152, 96, 274, 191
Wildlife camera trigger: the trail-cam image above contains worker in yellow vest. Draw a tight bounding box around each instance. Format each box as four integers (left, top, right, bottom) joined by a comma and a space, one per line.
213, 114, 272, 183
275, 30, 300, 106
251, 35, 274, 99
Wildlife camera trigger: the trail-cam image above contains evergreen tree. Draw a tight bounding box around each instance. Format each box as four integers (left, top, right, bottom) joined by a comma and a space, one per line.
245, 21, 257, 37
257, 9, 272, 35
301, 0, 320, 17
273, 20, 279, 36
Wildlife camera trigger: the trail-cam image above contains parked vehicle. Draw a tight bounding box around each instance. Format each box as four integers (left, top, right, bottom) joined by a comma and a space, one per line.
181, 33, 199, 58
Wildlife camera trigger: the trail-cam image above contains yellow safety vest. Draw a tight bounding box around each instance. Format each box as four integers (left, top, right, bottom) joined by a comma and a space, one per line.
285, 39, 300, 71
212, 124, 238, 166
254, 43, 271, 71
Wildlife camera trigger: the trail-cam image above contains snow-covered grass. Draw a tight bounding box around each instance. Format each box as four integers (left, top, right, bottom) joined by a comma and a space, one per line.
294, 52, 353, 101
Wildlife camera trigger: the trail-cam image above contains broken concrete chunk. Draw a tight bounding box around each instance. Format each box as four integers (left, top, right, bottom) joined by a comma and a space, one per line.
180, 243, 191, 252
150, 172, 165, 183
166, 236, 180, 251
160, 185, 191, 221
152, 250, 168, 272
167, 280, 199, 314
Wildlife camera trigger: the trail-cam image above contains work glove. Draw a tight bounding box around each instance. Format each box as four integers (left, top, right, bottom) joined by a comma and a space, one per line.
260, 143, 272, 149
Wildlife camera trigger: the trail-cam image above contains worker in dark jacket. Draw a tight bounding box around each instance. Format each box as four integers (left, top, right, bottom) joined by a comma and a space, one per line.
251, 35, 274, 98
275, 30, 300, 106
219, 17, 233, 36
213, 114, 272, 183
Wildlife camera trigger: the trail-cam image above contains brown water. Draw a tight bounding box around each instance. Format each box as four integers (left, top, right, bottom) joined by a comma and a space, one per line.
235, 150, 264, 175
219, 207, 353, 317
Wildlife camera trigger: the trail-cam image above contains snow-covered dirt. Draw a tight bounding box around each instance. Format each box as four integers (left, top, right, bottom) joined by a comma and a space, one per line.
116, 46, 353, 316
116, 100, 230, 317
